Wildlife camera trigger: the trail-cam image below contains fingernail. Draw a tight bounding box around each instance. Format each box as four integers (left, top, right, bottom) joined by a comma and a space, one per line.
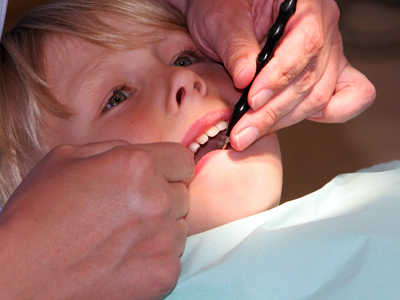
250, 89, 274, 110
235, 126, 260, 151
308, 111, 323, 119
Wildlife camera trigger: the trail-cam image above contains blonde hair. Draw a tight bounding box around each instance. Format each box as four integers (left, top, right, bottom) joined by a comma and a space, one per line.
0, 0, 187, 206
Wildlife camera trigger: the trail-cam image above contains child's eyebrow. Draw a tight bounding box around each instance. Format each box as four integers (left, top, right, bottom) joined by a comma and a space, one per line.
75, 55, 118, 103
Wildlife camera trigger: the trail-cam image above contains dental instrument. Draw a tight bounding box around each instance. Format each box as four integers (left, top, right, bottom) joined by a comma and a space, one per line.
221, 0, 298, 150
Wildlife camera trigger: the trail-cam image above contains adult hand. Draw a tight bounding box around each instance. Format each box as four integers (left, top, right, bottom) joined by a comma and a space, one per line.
162, 0, 376, 151
0, 141, 194, 300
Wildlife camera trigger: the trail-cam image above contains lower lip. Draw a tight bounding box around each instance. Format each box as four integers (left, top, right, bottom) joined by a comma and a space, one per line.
194, 149, 222, 176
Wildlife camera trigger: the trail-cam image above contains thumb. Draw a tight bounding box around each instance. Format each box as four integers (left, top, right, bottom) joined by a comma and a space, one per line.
187, 1, 262, 89
220, 24, 260, 89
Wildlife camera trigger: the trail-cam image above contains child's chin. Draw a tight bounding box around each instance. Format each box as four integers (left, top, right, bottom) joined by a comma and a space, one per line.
186, 133, 282, 235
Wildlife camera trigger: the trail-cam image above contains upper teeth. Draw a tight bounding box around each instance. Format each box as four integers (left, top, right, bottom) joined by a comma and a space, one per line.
189, 120, 228, 154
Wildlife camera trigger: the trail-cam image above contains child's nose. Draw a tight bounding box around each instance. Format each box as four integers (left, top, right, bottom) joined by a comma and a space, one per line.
165, 67, 207, 115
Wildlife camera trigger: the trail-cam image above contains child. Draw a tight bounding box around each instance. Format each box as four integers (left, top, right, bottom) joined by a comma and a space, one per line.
4, 1, 395, 299
0, 0, 282, 235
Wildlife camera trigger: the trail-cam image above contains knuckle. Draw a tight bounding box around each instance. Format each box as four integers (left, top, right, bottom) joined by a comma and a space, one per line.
120, 147, 154, 174
138, 181, 175, 222
276, 65, 298, 89
146, 189, 172, 219
296, 64, 319, 94
302, 21, 324, 57
259, 105, 280, 132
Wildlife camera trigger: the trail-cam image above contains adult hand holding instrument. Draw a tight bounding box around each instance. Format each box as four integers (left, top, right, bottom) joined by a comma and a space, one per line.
222, 0, 298, 150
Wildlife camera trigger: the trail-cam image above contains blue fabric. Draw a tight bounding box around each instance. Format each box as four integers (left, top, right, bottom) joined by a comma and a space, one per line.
165, 161, 400, 299
0, 0, 7, 39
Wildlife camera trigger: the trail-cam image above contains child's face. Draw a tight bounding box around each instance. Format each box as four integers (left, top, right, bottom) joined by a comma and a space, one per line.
43, 21, 282, 235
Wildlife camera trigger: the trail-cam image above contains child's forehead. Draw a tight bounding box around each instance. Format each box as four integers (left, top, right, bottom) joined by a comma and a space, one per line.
43, 34, 99, 64
42, 35, 97, 95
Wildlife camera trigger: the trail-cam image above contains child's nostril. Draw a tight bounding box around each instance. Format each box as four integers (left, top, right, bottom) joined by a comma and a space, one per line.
176, 87, 184, 105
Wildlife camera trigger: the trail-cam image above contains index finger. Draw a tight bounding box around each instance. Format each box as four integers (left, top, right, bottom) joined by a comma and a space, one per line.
140, 142, 195, 185
248, 0, 338, 108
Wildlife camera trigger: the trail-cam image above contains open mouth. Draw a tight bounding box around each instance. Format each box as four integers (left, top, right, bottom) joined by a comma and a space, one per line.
188, 120, 228, 164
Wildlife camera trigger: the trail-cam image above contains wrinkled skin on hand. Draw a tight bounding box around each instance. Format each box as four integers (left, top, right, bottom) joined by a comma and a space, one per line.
0, 141, 194, 300
163, 0, 376, 151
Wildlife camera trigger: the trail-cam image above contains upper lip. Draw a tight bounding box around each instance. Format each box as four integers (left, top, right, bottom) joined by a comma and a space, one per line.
180, 108, 232, 147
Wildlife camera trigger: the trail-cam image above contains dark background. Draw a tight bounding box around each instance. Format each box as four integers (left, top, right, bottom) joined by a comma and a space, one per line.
4, 0, 400, 202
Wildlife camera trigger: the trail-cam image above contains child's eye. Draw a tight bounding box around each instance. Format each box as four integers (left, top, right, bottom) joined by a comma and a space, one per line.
172, 48, 203, 67
173, 56, 194, 67
103, 90, 129, 112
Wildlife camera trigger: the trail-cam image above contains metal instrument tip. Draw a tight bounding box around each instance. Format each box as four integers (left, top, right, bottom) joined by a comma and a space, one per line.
221, 136, 230, 150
